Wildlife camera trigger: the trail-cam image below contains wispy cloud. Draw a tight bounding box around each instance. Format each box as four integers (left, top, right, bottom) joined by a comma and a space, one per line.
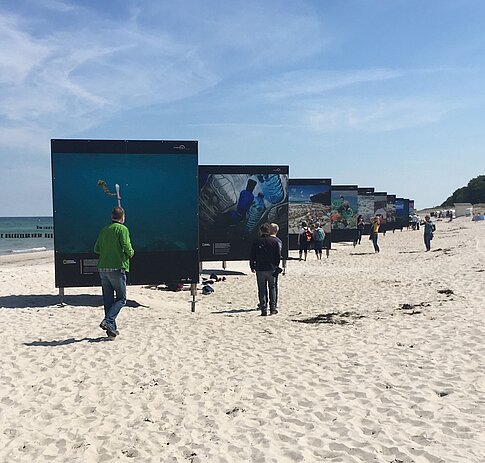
0, 0, 327, 147
304, 97, 455, 133
0, 15, 52, 85
257, 69, 404, 101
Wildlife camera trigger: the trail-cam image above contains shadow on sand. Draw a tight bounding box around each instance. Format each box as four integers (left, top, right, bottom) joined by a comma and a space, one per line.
201, 269, 247, 276
211, 308, 257, 315
0, 294, 145, 309
24, 337, 114, 346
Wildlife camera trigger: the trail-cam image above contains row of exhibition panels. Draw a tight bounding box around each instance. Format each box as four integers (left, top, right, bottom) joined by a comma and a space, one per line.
50, 139, 414, 287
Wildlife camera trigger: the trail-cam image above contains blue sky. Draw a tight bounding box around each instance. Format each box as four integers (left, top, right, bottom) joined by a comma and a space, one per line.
1, 0, 484, 215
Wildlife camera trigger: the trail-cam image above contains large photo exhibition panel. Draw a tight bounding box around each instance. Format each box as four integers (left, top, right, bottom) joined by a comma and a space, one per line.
331, 186, 358, 242
386, 195, 397, 229
288, 179, 332, 250
199, 165, 289, 261
409, 200, 415, 215
51, 139, 199, 287
395, 198, 410, 229
357, 187, 375, 235
373, 191, 388, 232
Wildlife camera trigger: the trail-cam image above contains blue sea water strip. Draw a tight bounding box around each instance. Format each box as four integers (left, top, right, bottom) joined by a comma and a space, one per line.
0, 217, 54, 255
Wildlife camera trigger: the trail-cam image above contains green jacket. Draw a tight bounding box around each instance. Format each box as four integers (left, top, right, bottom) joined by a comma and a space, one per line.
94, 222, 134, 271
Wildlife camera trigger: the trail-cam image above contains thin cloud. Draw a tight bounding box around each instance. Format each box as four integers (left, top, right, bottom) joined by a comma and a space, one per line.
0, 15, 52, 85
0, 0, 328, 151
304, 97, 455, 133
259, 69, 404, 101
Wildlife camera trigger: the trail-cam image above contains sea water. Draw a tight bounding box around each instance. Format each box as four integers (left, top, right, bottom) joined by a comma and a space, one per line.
0, 217, 54, 255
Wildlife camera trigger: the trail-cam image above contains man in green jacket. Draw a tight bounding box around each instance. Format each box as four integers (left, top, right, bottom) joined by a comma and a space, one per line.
94, 207, 134, 338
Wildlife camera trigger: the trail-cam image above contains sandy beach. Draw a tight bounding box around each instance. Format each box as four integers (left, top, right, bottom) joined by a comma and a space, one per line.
0, 217, 484, 463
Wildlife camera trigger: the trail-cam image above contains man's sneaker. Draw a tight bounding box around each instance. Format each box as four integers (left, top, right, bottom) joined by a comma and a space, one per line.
261, 311, 268, 316
100, 320, 119, 336
270, 309, 279, 315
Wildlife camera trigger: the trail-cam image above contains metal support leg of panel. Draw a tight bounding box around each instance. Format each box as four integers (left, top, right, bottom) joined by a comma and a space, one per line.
190, 283, 197, 312
58, 287, 65, 306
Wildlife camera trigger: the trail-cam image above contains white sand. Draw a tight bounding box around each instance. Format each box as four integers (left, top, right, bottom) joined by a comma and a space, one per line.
0, 217, 484, 462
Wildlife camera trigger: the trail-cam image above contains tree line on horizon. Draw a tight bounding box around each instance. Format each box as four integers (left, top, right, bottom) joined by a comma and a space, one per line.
440, 175, 485, 207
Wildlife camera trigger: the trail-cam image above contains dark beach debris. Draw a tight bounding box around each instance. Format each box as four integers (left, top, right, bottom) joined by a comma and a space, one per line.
399, 302, 430, 311
476, 269, 484, 273
226, 407, 246, 416
121, 448, 139, 458
293, 311, 365, 325
437, 289, 454, 296
396, 342, 415, 348
185, 452, 198, 462
436, 391, 451, 398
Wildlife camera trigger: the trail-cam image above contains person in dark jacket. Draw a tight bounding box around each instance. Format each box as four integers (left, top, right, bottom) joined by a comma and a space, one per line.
250, 223, 281, 316
423, 214, 435, 252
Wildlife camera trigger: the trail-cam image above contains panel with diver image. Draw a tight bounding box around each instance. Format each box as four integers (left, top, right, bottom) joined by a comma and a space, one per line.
51, 139, 199, 287
288, 179, 332, 250
199, 166, 289, 261
331, 185, 359, 242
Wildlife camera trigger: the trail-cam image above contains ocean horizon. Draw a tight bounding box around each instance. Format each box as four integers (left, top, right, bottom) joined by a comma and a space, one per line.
0, 216, 54, 255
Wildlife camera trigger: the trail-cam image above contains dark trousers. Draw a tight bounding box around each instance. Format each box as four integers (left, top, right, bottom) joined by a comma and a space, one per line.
256, 270, 277, 311
424, 234, 432, 251
372, 234, 379, 253
99, 270, 127, 330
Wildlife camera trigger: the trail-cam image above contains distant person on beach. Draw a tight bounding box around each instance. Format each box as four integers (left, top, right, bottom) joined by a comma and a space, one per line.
370, 216, 381, 253
94, 207, 134, 338
250, 223, 281, 316
298, 221, 312, 261
354, 214, 365, 247
313, 222, 325, 259
412, 213, 420, 230
269, 223, 283, 311
423, 215, 435, 252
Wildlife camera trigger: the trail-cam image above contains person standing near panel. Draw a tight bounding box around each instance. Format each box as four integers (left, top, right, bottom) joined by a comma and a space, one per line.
313, 222, 325, 259
354, 214, 365, 247
94, 207, 134, 338
269, 223, 283, 312
298, 221, 312, 261
370, 216, 381, 253
250, 223, 281, 316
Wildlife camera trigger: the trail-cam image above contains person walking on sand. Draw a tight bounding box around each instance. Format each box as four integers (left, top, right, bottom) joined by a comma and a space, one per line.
370, 216, 381, 253
423, 214, 435, 252
313, 222, 325, 259
94, 206, 134, 338
269, 222, 283, 312
250, 223, 281, 316
354, 214, 365, 247
298, 221, 312, 261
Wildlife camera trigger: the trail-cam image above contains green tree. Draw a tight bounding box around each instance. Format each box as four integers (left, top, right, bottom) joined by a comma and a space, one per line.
441, 175, 485, 206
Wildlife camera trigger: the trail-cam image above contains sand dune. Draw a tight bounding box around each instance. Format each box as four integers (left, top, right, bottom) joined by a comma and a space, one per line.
0, 217, 484, 462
